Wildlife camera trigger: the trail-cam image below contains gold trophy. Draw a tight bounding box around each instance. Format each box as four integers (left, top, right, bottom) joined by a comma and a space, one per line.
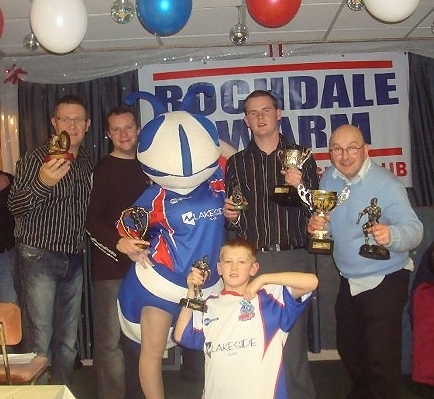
306, 190, 339, 254
231, 183, 248, 211
179, 256, 210, 313
273, 148, 312, 206
119, 206, 149, 249
298, 186, 350, 255
44, 130, 75, 162
357, 198, 390, 260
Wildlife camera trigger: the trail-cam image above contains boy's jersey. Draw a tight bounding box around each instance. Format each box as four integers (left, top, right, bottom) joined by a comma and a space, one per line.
179, 285, 311, 399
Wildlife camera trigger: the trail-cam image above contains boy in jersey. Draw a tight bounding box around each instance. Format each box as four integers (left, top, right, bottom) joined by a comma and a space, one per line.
174, 238, 318, 399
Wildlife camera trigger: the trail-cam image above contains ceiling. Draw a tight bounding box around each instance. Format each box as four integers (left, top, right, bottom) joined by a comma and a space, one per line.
1, 0, 434, 58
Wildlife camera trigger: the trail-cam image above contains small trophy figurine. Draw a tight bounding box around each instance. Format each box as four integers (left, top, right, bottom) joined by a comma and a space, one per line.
231, 183, 248, 211
357, 198, 390, 260
179, 256, 211, 313
273, 147, 311, 206
119, 206, 149, 249
44, 130, 75, 162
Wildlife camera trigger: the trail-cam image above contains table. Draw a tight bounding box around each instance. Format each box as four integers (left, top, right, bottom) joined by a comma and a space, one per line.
0, 385, 75, 399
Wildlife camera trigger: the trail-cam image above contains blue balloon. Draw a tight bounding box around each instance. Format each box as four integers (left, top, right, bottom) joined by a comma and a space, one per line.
136, 0, 192, 37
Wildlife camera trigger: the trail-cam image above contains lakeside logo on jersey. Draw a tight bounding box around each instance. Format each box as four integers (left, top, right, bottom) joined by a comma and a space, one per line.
182, 207, 224, 225
239, 299, 255, 322
205, 338, 257, 359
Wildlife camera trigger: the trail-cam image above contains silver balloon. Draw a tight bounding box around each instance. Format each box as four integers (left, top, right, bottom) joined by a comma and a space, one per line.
229, 5, 249, 45
110, 0, 135, 24
23, 32, 40, 51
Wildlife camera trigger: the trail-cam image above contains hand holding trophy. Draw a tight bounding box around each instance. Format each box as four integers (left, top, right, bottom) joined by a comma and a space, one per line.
306, 190, 338, 254
118, 206, 149, 249
356, 198, 390, 260
274, 148, 311, 206
179, 256, 211, 312
230, 183, 248, 211
300, 186, 350, 254
44, 130, 75, 162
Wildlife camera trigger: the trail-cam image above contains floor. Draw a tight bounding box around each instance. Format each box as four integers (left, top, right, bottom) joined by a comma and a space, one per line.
69, 360, 434, 399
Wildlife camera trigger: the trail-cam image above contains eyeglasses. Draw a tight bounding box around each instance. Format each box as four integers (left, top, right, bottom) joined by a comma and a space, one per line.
329, 144, 365, 157
56, 117, 87, 125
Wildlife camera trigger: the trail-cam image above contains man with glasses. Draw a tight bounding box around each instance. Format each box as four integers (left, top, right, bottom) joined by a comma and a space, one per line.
8, 94, 93, 385
308, 124, 423, 399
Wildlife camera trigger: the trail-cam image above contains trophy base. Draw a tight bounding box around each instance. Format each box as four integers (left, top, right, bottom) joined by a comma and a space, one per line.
44, 152, 75, 163
359, 244, 390, 260
271, 186, 301, 207
179, 297, 207, 313
233, 203, 247, 211
308, 237, 334, 255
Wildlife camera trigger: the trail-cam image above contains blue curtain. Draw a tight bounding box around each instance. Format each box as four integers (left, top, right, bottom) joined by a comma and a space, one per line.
408, 53, 434, 207
17, 71, 140, 164
16, 70, 139, 359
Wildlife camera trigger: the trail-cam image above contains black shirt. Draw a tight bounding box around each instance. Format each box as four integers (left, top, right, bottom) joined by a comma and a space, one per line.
225, 135, 319, 249
8, 145, 93, 254
85, 155, 150, 281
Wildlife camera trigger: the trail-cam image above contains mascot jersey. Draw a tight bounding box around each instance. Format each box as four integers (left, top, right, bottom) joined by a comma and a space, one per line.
177, 285, 311, 399
118, 168, 225, 346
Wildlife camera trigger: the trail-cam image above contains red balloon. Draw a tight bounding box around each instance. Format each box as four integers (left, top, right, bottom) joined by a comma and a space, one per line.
0, 7, 4, 39
246, 0, 301, 28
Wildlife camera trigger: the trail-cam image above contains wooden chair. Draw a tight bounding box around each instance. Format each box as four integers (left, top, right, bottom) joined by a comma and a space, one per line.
0, 302, 50, 385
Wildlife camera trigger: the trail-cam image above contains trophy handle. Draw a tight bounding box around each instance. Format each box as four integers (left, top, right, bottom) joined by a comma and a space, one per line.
302, 148, 312, 162
297, 184, 313, 211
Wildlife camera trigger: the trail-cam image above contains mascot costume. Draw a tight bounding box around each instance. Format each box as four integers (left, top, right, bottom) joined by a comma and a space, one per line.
116, 83, 226, 399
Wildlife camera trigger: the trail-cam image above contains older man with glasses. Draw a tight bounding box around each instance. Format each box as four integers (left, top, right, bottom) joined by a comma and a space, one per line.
8, 94, 93, 386
308, 124, 423, 399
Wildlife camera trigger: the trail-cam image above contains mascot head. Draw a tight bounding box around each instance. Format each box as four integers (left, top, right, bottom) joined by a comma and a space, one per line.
124, 83, 221, 195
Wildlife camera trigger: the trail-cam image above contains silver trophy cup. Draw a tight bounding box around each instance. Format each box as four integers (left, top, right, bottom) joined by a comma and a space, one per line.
273, 147, 312, 207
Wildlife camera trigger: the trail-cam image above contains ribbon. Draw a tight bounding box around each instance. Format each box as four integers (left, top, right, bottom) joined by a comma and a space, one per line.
4, 63, 28, 85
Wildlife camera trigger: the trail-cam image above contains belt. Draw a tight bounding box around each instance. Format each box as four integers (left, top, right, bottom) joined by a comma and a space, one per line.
258, 243, 305, 252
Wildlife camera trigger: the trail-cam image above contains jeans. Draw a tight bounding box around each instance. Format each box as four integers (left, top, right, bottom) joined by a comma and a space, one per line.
17, 243, 83, 385
0, 249, 17, 303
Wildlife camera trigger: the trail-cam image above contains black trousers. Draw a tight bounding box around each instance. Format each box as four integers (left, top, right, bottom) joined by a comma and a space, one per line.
335, 269, 409, 399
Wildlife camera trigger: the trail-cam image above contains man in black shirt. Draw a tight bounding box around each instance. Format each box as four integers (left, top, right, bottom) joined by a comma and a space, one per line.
86, 106, 149, 399
224, 90, 319, 399
8, 95, 93, 385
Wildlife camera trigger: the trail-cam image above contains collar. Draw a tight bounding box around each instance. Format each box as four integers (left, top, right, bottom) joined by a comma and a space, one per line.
221, 289, 243, 296
246, 134, 296, 156
332, 157, 371, 185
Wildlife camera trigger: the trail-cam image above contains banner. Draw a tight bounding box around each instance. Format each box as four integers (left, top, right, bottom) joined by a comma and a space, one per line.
139, 52, 411, 186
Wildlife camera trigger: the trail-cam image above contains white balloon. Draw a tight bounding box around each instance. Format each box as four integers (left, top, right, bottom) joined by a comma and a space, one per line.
30, 0, 88, 54
363, 0, 420, 23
